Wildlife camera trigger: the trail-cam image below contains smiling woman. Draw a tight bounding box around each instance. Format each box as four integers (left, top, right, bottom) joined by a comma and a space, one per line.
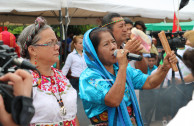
17, 17, 79, 126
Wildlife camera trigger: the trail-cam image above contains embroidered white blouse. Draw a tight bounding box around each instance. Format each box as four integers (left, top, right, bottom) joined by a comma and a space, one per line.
30, 68, 77, 123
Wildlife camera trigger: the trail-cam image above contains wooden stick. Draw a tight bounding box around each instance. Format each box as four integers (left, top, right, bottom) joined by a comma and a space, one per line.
158, 31, 178, 71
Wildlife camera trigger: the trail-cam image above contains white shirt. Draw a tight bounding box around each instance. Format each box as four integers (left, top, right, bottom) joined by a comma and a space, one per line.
167, 92, 194, 126
62, 49, 87, 77
30, 68, 77, 123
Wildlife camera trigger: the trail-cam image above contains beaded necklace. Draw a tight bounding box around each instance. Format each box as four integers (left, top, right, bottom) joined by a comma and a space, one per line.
33, 69, 66, 116
50, 77, 66, 116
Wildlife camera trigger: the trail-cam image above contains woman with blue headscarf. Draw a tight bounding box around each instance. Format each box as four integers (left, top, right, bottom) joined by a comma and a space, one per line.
79, 27, 177, 126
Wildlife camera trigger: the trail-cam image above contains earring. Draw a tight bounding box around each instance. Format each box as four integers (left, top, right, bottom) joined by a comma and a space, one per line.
35, 55, 37, 65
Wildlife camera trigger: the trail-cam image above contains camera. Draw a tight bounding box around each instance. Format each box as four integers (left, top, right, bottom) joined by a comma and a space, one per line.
0, 40, 17, 113
0, 40, 35, 126
150, 31, 186, 50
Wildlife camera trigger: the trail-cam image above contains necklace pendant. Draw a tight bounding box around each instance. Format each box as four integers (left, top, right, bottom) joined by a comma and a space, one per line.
60, 106, 66, 116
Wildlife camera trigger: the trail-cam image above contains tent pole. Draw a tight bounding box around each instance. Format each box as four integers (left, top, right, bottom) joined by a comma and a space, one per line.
59, 10, 64, 69
177, 0, 180, 31
63, 7, 68, 65
3, 22, 4, 31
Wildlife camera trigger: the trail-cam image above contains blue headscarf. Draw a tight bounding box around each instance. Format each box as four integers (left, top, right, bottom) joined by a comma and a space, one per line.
82, 28, 143, 126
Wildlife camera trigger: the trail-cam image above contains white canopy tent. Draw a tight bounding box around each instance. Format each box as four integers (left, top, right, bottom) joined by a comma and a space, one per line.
0, 0, 194, 25
1, 0, 194, 66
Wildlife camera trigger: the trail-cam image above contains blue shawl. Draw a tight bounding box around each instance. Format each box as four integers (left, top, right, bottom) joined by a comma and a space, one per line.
82, 28, 143, 126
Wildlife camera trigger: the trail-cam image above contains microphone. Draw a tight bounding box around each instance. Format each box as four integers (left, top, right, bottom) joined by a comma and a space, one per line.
114, 50, 142, 61
12, 58, 37, 70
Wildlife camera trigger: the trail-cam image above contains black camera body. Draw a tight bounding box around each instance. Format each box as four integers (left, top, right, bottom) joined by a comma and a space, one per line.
0, 40, 17, 113
0, 40, 35, 126
150, 31, 186, 50
0, 81, 13, 113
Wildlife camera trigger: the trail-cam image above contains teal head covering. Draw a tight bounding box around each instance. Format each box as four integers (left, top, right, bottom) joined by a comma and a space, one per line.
82, 27, 143, 126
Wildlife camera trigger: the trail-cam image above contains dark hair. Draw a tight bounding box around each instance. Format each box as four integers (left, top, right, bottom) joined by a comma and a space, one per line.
134, 21, 146, 33
102, 13, 121, 31
149, 53, 157, 59
183, 49, 194, 76
124, 17, 133, 25
89, 27, 111, 52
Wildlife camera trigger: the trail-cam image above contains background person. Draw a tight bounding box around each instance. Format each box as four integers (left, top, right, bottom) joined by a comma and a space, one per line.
18, 17, 79, 126
102, 13, 147, 74
147, 53, 158, 75
62, 35, 87, 91
0, 31, 20, 57
124, 17, 133, 42
134, 21, 147, 33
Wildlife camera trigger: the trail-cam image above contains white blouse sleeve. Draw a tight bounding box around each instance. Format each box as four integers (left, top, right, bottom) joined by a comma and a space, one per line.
62, 54, 72, 76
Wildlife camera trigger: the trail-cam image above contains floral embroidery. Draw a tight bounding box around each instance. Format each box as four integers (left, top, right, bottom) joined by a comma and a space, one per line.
91, 116, 99, 123
31, 68, 71, 94
99, 111, 108, 121
88, 78, 96, 85
127, 106, 133, 115
29, 118, 76, 126
90, 106, 136, 125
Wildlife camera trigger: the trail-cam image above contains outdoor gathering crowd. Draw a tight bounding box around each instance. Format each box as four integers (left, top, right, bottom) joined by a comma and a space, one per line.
0, 13, 193, 126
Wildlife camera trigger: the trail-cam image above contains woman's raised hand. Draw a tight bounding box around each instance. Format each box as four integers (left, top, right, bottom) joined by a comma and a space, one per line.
116, 49, 129, 69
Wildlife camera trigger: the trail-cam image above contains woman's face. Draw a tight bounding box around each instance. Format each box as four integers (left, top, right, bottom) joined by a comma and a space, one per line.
97, 31, 117, 66
136, 24, 143, 32
30, 28, 59, 65
74, 38, 83, 51
126, 23, 133, 39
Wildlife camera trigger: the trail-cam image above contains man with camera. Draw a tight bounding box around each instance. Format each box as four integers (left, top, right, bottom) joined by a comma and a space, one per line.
0, 69, 33, 126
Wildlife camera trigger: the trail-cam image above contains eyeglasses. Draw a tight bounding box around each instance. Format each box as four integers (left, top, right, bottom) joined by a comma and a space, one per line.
33, 41, 61, 47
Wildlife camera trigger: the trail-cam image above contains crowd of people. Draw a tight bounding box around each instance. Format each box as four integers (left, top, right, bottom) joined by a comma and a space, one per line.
0, 13, 193, 126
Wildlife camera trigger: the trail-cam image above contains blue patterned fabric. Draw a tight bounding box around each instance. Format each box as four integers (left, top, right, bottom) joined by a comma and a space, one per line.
79, 28, 148, 126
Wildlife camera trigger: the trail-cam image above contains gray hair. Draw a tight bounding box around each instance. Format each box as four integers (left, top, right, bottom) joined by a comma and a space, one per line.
18, 17, 51, 59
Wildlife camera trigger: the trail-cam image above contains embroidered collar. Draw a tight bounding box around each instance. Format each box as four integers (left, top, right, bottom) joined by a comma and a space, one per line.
31, 68, 70, 93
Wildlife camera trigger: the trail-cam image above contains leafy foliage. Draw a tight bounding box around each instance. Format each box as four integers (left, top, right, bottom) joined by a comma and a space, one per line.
7, 25, 25, 35
5, 24, 97, 37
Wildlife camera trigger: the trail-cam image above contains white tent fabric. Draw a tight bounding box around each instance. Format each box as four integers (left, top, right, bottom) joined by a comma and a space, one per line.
0, 0, 194, 25
0, 0, 61, 12
66, 0, 194, 20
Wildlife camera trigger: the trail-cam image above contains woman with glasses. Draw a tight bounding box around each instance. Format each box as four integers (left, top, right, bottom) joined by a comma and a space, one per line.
18, 17, 79, 126
62, 35, 87, 91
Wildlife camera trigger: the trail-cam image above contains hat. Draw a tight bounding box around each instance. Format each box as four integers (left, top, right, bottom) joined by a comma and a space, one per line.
0, 31, 20, 57
183, 30, 194, 47
150, 44, 159, 55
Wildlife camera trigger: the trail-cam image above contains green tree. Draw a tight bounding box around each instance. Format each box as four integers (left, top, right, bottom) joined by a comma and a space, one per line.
7, 25, 25, 35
